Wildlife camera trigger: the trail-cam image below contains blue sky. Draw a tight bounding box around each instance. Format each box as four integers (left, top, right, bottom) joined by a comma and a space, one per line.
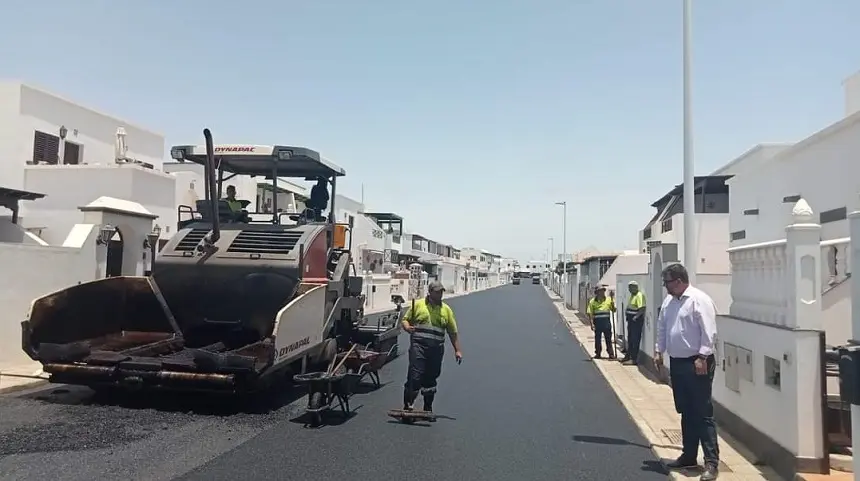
1, 1, 858, 261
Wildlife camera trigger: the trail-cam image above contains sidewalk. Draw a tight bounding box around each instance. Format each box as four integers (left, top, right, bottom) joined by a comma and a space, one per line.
0, 362, 47, 395
546, 288, 784, 481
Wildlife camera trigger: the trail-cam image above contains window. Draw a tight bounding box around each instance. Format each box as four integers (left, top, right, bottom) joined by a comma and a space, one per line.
730, 230, 746, 241
32, 130, 60, 164
661, 218, 673, 232
63, 141, 82, 164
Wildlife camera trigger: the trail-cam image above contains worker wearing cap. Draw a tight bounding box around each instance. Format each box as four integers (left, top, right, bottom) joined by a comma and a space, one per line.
621, 281, 647, 365
587, 285, 616, 359
401, 280, 463, 414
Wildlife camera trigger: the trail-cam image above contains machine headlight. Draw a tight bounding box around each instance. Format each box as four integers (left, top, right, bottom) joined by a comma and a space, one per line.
170, 148, 184, 160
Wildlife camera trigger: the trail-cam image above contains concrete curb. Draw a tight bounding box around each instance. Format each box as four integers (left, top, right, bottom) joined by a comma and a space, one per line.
0, 374, 49, 395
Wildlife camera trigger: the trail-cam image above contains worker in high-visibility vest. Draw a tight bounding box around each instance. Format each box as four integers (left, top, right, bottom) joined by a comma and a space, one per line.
621, 280, 646, 365
223, 185, 244, 213
401, 280, 463, 415
586, 285, 616, 359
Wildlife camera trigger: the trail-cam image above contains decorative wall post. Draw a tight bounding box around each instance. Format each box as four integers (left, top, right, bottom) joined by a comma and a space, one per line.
784, 198, 822, 330
848, 195, 860, 475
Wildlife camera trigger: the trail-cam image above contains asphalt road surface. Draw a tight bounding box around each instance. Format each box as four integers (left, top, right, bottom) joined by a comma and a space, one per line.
0, 284, 669, 481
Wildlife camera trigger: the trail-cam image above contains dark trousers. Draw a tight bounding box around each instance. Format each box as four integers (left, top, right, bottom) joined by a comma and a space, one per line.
593, 319, 614, 357
404, 341, 444, 407
625, 319, 643, 362
669, 355, 720, 465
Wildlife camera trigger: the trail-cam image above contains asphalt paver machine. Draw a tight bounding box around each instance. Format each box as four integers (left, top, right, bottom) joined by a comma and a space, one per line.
21, 128, 393, 394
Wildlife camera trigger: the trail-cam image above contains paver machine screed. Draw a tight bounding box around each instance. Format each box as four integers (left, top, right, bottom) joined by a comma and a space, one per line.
21, 128, 388, 394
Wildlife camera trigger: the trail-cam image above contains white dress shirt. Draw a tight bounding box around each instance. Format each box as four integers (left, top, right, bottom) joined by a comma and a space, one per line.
655, 285, 718, 358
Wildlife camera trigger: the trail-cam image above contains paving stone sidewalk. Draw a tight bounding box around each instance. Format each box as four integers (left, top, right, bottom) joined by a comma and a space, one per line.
547, 288, 785, 481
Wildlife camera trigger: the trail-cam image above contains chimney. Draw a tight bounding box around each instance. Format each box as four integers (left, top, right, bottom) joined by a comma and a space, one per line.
844, 70, 860, 117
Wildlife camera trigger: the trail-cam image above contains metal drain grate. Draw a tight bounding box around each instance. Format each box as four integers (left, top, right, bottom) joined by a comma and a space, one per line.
661, 428, 684, 445
659, 429, 733, 473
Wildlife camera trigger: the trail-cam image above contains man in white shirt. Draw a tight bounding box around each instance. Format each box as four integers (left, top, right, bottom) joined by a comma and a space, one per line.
654, 263, 720, 481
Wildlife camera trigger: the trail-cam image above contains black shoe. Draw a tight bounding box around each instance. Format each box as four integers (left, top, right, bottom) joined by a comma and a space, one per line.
700, 464, 718, 480
665, 457, 698, 469
594, 353, 603, 359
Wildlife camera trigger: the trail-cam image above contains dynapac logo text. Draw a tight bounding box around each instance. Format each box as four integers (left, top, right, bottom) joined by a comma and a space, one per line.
215, 146, 256, 153
277, 336, 311, 359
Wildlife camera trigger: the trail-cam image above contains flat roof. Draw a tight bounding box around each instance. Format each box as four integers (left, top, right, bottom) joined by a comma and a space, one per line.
365, 212, 404, 222
650, 175, 733, 208
0, 186, 46, 202
170, 144, 346, 179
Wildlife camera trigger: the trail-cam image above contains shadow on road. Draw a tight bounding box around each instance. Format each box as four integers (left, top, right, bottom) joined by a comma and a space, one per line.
22, 379, 310, 416
289, 404, 364, 429
571, 434, 652, 450
572, 434, 672, 476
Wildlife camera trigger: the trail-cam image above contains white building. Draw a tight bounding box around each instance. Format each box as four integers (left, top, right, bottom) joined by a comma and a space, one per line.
0, 82, 175, 245
728, 71, 860, 247
0, 81, 164, 190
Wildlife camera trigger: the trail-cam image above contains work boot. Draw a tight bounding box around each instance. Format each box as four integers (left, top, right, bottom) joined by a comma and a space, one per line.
403, 388, 418, 411
700, 464, 719, 480
422, 395, 436, 422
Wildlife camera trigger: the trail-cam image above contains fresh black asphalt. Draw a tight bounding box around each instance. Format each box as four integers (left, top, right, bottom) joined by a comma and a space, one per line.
0, 284, 668, 481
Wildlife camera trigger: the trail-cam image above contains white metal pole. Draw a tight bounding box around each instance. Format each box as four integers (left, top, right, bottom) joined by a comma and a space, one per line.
562, 202, 567, 283
850, 208, 860, 476
682, 0, 697, 284
548, 237, 554, 268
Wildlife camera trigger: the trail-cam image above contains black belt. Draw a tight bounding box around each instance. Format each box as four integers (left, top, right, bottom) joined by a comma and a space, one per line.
671, 354, 715, 361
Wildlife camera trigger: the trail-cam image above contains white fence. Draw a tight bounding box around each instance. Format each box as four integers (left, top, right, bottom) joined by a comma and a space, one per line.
715, 198, 827, 477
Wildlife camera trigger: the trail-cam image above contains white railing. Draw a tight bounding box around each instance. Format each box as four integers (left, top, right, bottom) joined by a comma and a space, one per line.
728, 239, 789, 326
728, 235, 852, 326
822, 237, 851, 288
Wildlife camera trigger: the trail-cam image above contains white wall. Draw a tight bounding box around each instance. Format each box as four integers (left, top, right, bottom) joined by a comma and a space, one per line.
0, 218, 44, 244
728, 112, 860, 246
0, 82, 21, 189
0, 82, 164, 191
710, 143, 793, 178
649, 213, 731, 276
713, 315, 823, 460
20, 165, 175, 244
0, 225, 99, 369
600, 254, 648, 291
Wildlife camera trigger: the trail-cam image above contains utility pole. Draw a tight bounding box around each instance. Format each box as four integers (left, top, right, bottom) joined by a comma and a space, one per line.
555, 202, 567, 282
682, 0, 697, 284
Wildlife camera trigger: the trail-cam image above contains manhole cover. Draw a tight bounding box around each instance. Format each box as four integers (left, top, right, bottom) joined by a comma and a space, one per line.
661, 428, 683, 445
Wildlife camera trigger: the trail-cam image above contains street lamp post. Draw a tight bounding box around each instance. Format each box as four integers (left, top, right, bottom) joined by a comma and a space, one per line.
555, 201, 567, 282
682, 0, 697, 283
